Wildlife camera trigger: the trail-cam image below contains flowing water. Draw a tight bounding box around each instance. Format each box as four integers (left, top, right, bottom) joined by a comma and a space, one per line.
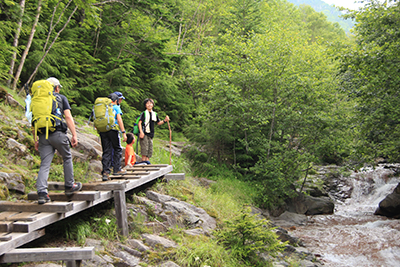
290, 164, 400, 267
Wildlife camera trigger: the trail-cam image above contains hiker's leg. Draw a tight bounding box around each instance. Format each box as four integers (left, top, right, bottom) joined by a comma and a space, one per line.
50, 131, 74, 188
110, 130, 122, 173
100, 131, 113, 175
37, 135, 55, 193
140, 135, 150, 161
147, 136, 153, 159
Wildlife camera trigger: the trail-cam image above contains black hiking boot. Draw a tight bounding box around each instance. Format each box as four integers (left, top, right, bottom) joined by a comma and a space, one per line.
38, 192, 50, 205
102, 173, 110, 181
65, 182, 82, 196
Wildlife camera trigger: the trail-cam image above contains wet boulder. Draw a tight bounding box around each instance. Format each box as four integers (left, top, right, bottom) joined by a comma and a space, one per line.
375, 182, 400, 218
285, 193, 334, 215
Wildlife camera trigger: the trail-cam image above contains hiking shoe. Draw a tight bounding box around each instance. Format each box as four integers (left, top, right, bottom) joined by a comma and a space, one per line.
65, 182, 82, 195
113, 169, 127, 175
38, 192, 50, 205
102, 173, 110, 181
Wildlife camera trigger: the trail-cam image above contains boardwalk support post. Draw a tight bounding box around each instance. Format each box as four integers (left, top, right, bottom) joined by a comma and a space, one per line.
114, 190, 129, 236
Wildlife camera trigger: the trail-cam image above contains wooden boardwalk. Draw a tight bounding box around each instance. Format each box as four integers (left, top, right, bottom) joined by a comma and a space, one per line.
0, 164, 175, 261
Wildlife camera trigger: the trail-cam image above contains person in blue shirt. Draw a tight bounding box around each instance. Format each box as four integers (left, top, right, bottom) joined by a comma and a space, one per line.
100, 92, 127, 181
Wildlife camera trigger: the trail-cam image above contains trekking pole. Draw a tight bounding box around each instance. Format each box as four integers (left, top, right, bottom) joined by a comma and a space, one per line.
167, 120, 172, 165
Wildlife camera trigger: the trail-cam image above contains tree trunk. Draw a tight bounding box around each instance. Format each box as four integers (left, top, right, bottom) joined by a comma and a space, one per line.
19, 5, 78, 95
13, 0, 42, 91
7, 0, 26, 88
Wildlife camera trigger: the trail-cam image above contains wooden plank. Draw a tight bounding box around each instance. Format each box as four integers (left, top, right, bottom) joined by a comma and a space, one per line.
0, 229, 45, 256
0, 222, 13, 233
164, 173, 185, 181
0, 247, 94, 263
126, 167, 160, 171
48, 182, 127, 191
5, 212, 38, 222
114, 191, 128, 236
110, 175, 141, 180
110, 172, 147, 178
13, 191, 114, 233
131, 164, 168, 168
0, 212, 19, 221
12, 213, 62, 233
0, 233, 12, 241
122, 171, 150, 178
0, 202, 73, 213
126, 165, 173, 191
27, 191, 100, 202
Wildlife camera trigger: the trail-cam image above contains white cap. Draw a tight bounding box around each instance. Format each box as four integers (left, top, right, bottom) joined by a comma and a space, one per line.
47, 77, 62, 88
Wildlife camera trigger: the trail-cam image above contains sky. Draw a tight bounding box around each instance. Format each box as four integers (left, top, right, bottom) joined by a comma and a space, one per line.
322, 0, 365, 10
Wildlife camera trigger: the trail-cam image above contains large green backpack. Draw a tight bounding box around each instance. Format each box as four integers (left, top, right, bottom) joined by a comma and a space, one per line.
93, 97, 118, 133
30, 80, 63, 140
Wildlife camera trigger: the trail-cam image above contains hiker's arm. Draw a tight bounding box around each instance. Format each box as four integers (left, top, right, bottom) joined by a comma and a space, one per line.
138, 120, 144, 138
116, 113, 127, 142
157, 115, 170, 126
64, 109, 78, 147
126, 155, 133, 168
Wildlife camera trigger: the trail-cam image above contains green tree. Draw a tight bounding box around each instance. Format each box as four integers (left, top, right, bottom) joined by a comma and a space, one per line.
340, 0, 400, 163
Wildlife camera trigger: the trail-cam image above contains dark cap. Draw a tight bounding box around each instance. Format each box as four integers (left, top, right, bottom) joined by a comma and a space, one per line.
108, 93, 119, 102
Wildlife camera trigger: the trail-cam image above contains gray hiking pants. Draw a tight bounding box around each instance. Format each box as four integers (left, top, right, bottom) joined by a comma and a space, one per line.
36, 131, 75, 193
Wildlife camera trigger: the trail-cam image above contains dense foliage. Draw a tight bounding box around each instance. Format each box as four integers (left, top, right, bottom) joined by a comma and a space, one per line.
1, 0, 398, 208
340, 0, 400, 163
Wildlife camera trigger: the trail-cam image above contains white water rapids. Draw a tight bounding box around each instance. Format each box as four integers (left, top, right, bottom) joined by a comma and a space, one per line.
289, 164, 400, 267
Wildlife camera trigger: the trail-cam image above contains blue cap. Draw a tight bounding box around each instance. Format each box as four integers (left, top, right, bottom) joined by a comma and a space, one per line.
113, 91, 125, 100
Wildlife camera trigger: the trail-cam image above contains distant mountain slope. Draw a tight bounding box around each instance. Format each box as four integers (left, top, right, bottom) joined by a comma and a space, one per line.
286, 0, 355, 33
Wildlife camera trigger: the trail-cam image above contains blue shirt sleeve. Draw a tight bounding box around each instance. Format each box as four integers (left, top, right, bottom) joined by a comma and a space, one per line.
113, 105, 122, 125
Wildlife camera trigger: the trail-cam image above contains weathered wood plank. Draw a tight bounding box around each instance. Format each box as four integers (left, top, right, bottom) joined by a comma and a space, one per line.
0, 222, 13, 233
127, 171, 150, 175
5, 212, 38, 222
12, 213, 62, 233
0, 247, 94, 263
0, 233, 12, 241
125, 165, 173, 191
27, 191, 100, 202
126, 167, 160, 171
0, 212, 19, 221
110, 175, 141, 180
0, 229, 45, 256
13, 191, 114, 233
0, 202, 73, 213
48, 182, 127, 191
131, 164, 168, 168
114, 191, 128, 236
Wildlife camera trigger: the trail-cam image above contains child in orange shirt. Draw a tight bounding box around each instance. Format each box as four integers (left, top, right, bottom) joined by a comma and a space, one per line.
124, 133, 136, 168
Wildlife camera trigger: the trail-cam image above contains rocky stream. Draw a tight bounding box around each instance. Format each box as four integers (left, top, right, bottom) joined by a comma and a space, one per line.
284, 165, 400, 267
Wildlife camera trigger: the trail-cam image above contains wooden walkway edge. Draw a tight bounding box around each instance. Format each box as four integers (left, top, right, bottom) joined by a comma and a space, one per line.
0, 164, 176, 261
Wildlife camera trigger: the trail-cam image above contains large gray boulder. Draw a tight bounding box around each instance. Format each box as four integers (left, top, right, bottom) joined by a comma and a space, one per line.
375, 182, 400, 218
145, 191, 217, 233
286, 193, 334, 215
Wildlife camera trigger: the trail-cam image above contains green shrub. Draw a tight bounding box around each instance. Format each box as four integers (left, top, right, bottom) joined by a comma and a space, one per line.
214, 207, 286, 266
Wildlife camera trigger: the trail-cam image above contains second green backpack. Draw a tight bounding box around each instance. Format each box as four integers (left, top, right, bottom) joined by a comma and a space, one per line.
93, 97, 118, 133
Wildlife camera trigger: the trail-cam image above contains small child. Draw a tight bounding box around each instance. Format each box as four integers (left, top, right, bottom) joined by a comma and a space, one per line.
124, 133, 136, 168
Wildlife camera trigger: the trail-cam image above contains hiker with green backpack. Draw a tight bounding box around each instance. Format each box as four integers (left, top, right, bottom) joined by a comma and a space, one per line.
138, 98, 169, 162
30, 77, 82, 204
94, 92, 127, 181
